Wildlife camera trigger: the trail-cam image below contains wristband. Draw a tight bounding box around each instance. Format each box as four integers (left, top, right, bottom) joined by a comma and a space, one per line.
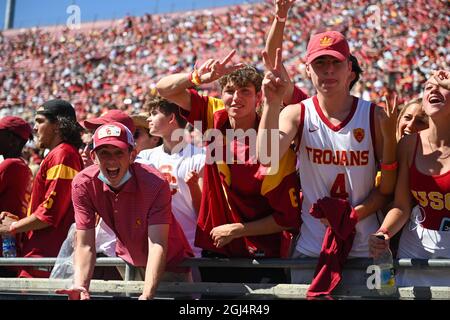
380, 161, 398, 171
376, 227, 391, 238
9, 221, 18, 236
275, 15, 286, 23
188, 70, 202, 86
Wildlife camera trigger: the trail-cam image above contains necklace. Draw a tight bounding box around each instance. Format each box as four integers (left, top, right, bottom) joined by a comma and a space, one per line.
427, 136, 450, 160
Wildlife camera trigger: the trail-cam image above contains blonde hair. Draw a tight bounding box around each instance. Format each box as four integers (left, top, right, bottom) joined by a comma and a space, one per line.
396, 97, 426, 141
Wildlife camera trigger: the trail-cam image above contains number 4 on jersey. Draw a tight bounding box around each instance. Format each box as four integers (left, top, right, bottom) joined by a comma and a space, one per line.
330, 173, 349, 199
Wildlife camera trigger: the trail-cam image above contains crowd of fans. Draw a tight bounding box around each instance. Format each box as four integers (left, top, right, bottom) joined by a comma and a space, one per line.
0, 0, 448, 122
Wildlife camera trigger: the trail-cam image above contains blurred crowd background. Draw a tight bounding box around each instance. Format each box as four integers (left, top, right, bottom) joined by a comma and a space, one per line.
0, 0, 448, 123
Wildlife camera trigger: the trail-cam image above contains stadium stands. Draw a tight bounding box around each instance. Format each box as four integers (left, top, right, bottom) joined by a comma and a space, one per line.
0, 0, 448, 123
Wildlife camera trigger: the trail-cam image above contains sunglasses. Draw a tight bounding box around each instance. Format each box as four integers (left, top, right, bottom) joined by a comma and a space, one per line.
81, 142, 94, 150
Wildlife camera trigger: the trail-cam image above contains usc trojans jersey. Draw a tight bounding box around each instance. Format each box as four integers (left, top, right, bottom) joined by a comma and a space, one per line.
295, 95, 379, 257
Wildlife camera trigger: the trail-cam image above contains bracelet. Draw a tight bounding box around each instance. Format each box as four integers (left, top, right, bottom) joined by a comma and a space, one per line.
376, 227, 391, 238
275, 15, 286, 23
380, 161, 398, 171
9, 221, 18, 236
188, 69, 202, 86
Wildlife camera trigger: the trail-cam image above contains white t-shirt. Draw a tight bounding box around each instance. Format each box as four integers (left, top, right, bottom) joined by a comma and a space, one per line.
295, 96, 379, 257
136, 144, 205, 257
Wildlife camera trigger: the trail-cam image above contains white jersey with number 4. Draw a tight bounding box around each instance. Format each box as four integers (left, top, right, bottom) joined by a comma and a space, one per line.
295, 95, 379, 257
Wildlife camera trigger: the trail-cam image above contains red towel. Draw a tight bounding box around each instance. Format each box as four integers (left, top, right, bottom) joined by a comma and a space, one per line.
306, 197, 358, 297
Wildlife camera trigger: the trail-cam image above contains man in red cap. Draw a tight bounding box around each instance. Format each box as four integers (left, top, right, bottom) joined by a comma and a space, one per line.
80, 109, 135, 168
0, 116, 33, 274
258, 30, 398, 287
59, 122, 193, 300
82, 109, 136, 134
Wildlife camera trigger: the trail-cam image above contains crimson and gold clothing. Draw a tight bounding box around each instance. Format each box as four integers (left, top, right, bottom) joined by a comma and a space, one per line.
0, 157, 32, 257
410, 133, 450, 231
20, 143, 82, 278
188, 89, 301, 258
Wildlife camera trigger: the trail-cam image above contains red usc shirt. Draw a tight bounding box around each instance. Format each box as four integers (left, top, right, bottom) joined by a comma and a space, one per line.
20, 143, 82, 277
188, 90, 301, 258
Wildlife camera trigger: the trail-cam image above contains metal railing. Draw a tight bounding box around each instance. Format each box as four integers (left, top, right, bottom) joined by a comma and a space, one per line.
0, 257, 449, 274
1, 257, 450, 299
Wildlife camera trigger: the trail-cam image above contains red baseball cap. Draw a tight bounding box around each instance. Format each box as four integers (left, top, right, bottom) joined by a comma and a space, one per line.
92, 122, 135, 151
0, 116, 32, 141
306, 31, 350, 64
82, 109, 136, 134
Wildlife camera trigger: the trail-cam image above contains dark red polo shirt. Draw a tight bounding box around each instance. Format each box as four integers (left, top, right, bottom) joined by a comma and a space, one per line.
72, 162, 193, 272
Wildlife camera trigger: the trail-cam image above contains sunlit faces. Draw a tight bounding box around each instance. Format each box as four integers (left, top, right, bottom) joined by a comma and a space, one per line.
397, 102, 428, 139
307, 56, 352, 94
147, 109, 174, 138
221, 82, 261, 119
423, 78, 450, 118
93, 145, 136, 188
33, 114, 58, 149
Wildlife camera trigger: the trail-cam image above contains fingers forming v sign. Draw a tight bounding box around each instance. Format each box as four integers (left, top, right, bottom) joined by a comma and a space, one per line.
196, 49, 245, 83
275, 0, 296, 17
262, 48, 288, 104
380, 91, 398, 140
383, 91, 398, 119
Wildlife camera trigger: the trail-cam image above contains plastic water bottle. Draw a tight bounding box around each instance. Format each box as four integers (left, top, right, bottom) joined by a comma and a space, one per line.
2, 235, 17, 258
373, 235, 396, 295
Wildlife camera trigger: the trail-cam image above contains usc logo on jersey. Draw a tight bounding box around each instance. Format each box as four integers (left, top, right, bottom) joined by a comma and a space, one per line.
159, 165, 178, 195
411, 190, 450, 211
353, 128, 365, 143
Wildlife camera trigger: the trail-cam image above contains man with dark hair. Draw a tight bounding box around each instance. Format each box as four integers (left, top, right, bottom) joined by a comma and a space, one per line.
0, 99, 83, 278
0, 117, 33, 273
349, 54, 363, 90
131, 113, 162, 154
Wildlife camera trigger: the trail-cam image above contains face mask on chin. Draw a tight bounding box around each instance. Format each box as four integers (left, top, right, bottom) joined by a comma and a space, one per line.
98, 169, 132, 188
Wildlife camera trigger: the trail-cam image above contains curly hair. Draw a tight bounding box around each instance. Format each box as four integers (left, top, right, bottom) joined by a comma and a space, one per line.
218, 65, 264, 93
51, 116, 83, 149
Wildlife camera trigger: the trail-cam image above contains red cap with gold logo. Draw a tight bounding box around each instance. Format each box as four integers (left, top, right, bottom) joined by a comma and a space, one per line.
306, 31, 350, 64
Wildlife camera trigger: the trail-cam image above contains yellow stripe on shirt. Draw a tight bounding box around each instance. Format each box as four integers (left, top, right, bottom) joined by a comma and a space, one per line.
46, 164, 79, 180
206, 97, 225, 130
261, 149, 297, 196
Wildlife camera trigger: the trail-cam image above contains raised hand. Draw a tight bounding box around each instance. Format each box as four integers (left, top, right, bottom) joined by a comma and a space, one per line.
195, 49, 245, 84
262, 48, 289, 108
379, 91, 398, 141
275, 0, 296, 19
433, 70, 450, 90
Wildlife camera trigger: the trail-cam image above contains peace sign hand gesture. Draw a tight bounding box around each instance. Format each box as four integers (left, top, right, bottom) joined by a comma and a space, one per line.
275, 0, 296, 19
379, 91, 398, 141
262, 48, 289, 108
195, 49, 245, 85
